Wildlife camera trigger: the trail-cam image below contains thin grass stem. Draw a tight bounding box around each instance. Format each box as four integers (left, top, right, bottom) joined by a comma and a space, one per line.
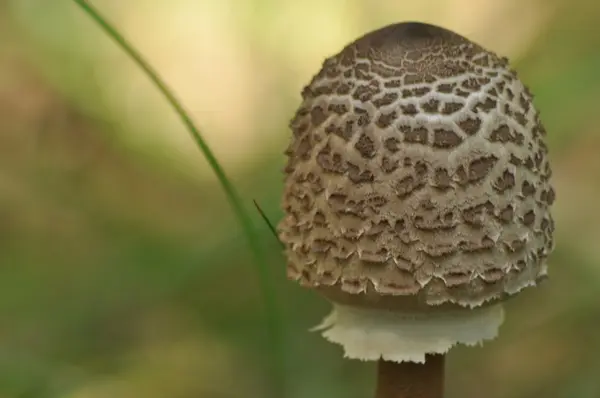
71, 1, 285, 396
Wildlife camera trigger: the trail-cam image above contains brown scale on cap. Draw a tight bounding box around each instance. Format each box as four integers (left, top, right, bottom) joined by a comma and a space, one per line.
279, 22, 555, 310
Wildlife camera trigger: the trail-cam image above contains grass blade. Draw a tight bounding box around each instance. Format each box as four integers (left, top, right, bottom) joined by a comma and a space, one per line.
253, 200, 284, 248
71, 1, 285, 396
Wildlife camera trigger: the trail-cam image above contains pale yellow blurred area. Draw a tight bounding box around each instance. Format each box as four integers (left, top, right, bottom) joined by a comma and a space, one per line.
9, 0, 552, 175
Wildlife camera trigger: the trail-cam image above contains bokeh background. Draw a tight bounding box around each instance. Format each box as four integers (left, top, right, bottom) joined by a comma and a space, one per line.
1, 0, 599, 397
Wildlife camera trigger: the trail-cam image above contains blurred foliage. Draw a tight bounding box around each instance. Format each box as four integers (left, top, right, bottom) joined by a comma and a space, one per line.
0, 0, 599, 397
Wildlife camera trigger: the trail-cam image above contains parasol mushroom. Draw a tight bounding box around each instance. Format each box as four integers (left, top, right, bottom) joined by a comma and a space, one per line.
278, 21, 555, 398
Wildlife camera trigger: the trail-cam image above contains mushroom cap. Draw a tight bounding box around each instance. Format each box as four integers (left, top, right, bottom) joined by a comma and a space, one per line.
279, 22, 555, 309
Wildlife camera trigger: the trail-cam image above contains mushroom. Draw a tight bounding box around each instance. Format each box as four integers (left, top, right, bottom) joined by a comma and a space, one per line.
278, 21, 555, 397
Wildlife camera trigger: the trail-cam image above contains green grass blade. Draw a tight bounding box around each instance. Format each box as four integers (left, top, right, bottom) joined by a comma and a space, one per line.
253, 200, 284, 248
71, 1, 285, 396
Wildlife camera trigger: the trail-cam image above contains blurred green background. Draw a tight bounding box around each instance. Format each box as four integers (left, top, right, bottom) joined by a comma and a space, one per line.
1, 0, 599, 397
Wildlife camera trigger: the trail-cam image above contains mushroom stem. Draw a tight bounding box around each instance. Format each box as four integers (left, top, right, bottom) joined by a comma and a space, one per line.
375, 354, 445, 398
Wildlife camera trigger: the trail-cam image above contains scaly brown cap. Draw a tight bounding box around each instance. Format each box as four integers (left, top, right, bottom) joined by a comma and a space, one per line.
279, 22, 555, 309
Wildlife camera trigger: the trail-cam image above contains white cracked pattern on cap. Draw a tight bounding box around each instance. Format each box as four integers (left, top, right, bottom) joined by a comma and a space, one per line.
278, 21, 555, 308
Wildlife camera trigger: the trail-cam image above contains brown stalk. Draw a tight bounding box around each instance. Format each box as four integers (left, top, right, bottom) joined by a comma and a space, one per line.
375, 354, 446, 398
